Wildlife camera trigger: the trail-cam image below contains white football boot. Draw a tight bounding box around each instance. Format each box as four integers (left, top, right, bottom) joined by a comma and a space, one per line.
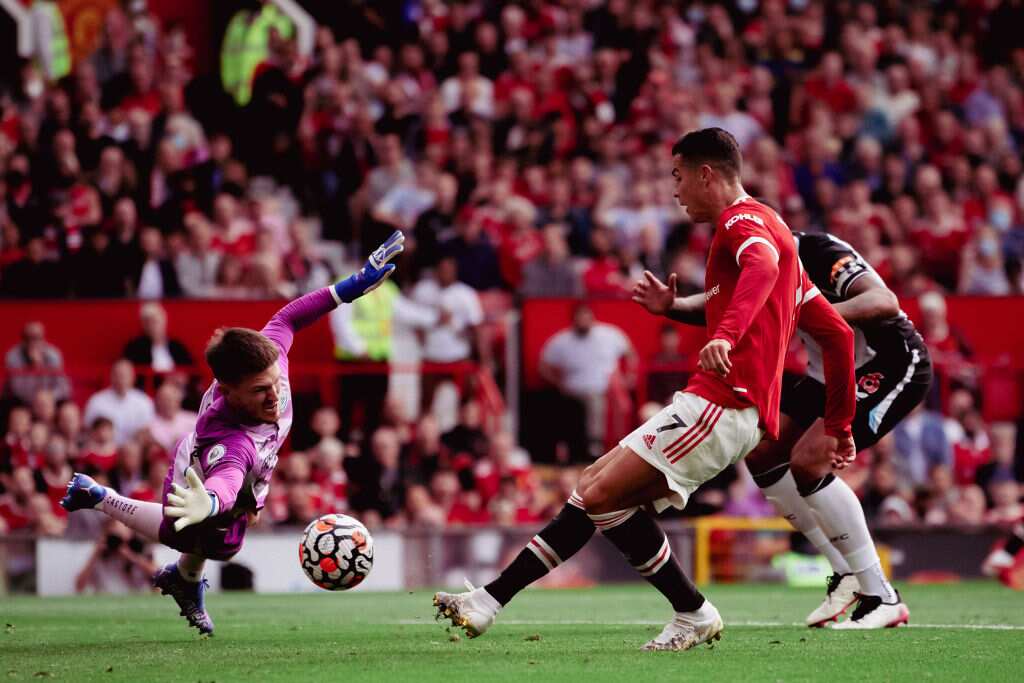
806, 573, 860, 627
830, 592, 909, 629
982, 548, 1015, 577
642, 600, 724, 651
433, 579, 501, 638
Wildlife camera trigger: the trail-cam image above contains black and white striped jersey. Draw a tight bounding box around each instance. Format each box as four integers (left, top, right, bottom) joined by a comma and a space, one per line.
794, 232, 923, 384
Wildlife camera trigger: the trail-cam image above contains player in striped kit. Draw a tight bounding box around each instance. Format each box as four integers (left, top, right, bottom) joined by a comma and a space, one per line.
435, 129, 858, 650
60, 232, 405, 635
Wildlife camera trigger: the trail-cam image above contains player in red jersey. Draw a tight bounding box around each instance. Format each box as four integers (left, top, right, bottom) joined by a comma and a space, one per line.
434, 128, 858, 650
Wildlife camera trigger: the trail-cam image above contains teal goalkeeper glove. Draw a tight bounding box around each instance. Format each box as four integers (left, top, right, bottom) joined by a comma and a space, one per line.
164, 467, 219, 532
333, 230, 405, 303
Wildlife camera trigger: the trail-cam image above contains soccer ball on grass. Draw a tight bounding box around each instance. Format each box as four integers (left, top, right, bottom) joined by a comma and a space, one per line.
299, 514, 374, 590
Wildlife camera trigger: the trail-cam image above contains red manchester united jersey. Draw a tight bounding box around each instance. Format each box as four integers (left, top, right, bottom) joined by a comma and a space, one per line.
684, 197, 810, 439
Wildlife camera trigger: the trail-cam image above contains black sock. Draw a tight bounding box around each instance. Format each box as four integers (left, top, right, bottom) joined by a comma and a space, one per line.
600, 509, 705, 613
794, 470, 835, 497
1005, 533, 1024, 556
485, 501, 595, 606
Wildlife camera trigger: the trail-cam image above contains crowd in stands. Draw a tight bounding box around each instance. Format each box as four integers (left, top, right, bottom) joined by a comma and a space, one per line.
1, 0, 1024, 543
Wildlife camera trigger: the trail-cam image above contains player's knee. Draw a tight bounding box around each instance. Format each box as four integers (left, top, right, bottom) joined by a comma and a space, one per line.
578, 479, 616, 515
789, 452, 828, 483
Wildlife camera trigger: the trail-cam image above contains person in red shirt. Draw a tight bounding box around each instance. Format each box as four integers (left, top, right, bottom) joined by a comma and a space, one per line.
435, 128, 857, 651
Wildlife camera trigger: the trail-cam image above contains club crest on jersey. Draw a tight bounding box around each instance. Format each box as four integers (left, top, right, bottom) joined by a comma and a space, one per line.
724, 213, 764, 230
642, 433, 656, 449
856, 372, 884, 399
207, 443, 226, 466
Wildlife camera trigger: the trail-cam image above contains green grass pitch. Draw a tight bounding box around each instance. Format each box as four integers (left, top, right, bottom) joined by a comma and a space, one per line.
2, 581, 1022, 682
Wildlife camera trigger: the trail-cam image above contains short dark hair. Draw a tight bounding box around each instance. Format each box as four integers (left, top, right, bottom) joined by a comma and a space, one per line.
671, 128, 742, 178
205, 327, 279, 385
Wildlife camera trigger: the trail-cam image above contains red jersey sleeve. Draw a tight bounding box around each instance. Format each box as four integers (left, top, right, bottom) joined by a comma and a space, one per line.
797, 292, 856, 439
710, 216, 781, 347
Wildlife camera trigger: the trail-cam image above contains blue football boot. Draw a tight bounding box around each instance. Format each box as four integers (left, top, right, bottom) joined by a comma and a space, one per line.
152, 563, 215, 636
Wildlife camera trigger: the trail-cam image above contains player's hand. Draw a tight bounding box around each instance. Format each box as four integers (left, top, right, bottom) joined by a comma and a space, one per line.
831, 434, 857, 470
164, 467, 219, 532
699, 338, 733, 377
333, 230, 405, 303
631, 270, 676, 316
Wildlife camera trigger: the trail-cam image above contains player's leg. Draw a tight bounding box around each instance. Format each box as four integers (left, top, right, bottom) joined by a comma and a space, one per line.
582, 392, 765, 650
983, 523, 1024, 580
809, 351, 930, 629
61, 472, 163, 540
746, 416, 859, 626
435, 453, 622, 637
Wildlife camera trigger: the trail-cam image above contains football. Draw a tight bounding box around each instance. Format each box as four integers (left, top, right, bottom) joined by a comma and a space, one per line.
298, 514, 374, 591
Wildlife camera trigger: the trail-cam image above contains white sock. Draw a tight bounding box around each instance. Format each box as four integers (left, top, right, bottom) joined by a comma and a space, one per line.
100, 490, 164, 541
803, 477, 896, 602
177, 553, 206, 583
760, 470, 852, 575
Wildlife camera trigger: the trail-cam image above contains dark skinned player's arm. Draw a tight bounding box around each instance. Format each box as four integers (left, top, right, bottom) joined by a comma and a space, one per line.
665, 293, 708, 326
831, 271, 900, 325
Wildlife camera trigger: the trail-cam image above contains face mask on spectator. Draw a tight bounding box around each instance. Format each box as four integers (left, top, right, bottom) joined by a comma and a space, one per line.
990, 207, 1012, 231
978, 238, 999, 258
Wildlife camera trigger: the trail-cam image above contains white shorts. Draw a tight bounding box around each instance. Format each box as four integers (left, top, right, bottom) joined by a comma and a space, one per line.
620, 391, 763, 512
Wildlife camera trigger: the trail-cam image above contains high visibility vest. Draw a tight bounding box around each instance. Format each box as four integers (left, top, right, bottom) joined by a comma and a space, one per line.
42, 2, 71, 81
336, 280, 397, 362
234, 4, 294, 106
220, 11, 251, 100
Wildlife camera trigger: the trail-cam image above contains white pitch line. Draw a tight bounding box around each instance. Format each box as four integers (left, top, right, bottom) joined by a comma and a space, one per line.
399, 619, 1024, 631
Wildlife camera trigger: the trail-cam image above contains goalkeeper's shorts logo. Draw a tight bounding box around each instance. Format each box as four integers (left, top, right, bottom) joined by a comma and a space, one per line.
643, 434, 656, 450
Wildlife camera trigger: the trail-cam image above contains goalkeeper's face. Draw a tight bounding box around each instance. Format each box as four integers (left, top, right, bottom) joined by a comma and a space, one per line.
223, 363, 283, 424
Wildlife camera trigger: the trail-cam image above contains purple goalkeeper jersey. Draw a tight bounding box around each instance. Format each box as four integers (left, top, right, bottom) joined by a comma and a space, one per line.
165, 288, 338, 516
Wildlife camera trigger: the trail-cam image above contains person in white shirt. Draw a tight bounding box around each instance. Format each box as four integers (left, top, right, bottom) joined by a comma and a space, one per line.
83, 359, 156, 446
147, 381, 198, 453
410, 256, 488, 409
540, 304, 636, 458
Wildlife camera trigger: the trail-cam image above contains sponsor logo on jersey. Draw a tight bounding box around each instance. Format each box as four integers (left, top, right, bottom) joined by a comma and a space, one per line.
642, 433, 656, 450
705, 284, 720, 302
724, 212, 764, 230
856, 372, 884, 399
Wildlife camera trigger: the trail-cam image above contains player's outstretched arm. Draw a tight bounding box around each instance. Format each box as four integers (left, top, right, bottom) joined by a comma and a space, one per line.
631, 271, 707, 325
797, 292, 857, 466
262, 231, 405, 353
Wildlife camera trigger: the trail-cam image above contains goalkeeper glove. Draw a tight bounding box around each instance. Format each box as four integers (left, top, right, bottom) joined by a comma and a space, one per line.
164, 466, 220, 532
333, 230, 405, 303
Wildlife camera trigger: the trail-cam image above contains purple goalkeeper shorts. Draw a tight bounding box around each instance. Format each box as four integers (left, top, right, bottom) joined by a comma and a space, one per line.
159, 474, 247, 561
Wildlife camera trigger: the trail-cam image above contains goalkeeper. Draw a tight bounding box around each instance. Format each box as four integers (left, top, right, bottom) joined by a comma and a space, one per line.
61, 232, 405, 635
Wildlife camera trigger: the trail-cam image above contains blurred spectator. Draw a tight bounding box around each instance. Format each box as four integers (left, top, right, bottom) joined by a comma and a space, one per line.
330, 278, 437, 439
147, 382, 197, 453
0, 466, 63, 535
918, 291, 976, 401
79, 417, 118, 474
122, 302, 193, 373
410, 255, 487, 401
83, 359, 155, 446
74, 518, 158, 593
646, 324, 691, 406
0, 235, 68, 298
520, 224, 582, 298
3, 321, 71, 404
132, 227, 182, 299
175, 212, 222, 297
347, 427, 406, 521
540, 303, 636, 458
891, 405, 956, 487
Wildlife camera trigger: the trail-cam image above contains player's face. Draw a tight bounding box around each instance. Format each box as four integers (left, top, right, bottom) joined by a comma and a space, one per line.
224, 363, 283, 424
671, 155, 712, 223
